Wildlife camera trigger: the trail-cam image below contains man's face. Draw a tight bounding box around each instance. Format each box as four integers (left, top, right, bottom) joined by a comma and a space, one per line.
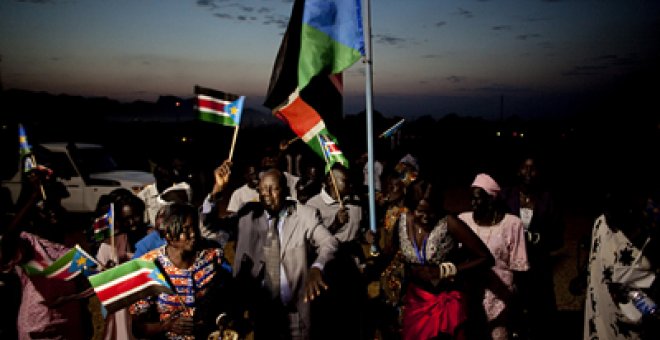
245, 166, 260, 189
259, 172, 283, 213
326, 168, 349, 200
519, 158, 537, 185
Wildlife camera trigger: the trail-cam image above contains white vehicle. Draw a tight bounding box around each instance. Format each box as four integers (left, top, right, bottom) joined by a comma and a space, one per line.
2, 142, 154, 213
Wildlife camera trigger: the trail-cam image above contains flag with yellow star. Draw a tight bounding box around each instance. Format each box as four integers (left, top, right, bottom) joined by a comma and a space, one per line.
195, 85, 245, 127
22, 245, 100, 280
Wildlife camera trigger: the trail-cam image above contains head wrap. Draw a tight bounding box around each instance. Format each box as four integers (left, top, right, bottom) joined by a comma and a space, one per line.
471, 173, 500, 197
394, 162, 418, 187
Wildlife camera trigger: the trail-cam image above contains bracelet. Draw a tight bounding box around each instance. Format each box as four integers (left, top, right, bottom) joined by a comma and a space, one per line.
439, 262, 457, 279
216, 312, 227, 327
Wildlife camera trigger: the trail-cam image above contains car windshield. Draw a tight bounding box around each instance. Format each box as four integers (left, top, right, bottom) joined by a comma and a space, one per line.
74, 147, 120, 174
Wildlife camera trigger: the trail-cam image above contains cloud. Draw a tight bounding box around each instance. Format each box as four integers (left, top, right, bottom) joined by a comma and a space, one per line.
435, 21, 447, 28
516, 33, 541, 40
563, 53, 639, 77
373, 34, 406, 46
421, 54, 443, 59
446, 75, 465, 84
263, 14, 289, 29
492, 25, 512, 31
198, 0, 276, 24
455, 8, 474, 19
16, 0, 54, 3
472, 83, 531, 93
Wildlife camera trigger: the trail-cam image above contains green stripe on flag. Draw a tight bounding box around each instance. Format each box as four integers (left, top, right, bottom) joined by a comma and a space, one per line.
41, 247, 76, 277
198, 110, 238, 127
89, 259, 155, 288
298, 24, 363, 90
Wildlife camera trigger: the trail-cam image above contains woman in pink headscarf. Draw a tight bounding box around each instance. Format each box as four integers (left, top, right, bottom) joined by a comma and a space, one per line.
458, 173, 530, 340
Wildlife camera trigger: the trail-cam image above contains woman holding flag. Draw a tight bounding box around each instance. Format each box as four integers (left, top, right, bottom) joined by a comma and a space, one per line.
1, 164, 95, 340
129, 202, 236, 340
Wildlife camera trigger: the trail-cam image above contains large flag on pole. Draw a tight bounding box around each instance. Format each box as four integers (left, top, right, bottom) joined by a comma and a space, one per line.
22, 245, 100, 280
88, 258, 174, 316
264, 0, 364, 167
195, 85, 245, 127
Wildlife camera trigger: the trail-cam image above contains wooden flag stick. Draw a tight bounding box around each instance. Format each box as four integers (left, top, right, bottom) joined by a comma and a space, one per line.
285, 135, 300, 147
110, 203, 117, 264
228, 125, 240, 162
29, 154, 47, 200
328, 168, 344, 209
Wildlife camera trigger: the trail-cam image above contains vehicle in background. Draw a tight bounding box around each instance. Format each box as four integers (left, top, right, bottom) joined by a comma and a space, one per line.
2, 142, 154, 213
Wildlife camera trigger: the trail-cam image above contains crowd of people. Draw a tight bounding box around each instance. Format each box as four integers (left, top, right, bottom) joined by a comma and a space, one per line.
1, 135, 659, 340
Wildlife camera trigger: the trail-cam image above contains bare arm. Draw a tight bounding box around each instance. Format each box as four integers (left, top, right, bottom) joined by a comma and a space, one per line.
446, 214, 494, 274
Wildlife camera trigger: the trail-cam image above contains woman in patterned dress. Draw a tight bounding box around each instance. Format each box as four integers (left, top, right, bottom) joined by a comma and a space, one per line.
130, 202, 232, 340
458, 173, 530, 340
377, 180, 493, 340
583, 189, 659, 340
402, 187, 494, 340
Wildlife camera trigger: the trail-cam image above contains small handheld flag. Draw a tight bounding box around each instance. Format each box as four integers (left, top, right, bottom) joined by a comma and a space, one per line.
88, 259, 174, 316
18, 123, 36, 173
379, 119, 405, 139
19, 123, 31, 157
22, 245, 101, 280
318, 133, 349, 173
93, 203, 114, 242
195, 85, 244, 127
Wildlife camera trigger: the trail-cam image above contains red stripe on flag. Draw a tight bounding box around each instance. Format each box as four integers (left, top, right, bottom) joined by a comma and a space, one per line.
46, 263, 76, 280
198, 97, 228, 113
326, 142, 340, 154
276, 96, 322, 137
95, 272, 154, 303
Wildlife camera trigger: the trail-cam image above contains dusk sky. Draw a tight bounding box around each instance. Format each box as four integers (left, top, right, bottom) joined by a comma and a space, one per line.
1, 0, 659, 120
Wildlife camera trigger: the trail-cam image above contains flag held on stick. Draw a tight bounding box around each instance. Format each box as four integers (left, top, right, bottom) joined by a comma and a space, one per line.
88, 259, 174, 316
264, 0, 364, 170
22, 245, 101, 280
195, 85, 244, 127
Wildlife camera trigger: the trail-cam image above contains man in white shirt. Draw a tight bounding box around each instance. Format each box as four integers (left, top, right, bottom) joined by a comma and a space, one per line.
226, 164, 260, 214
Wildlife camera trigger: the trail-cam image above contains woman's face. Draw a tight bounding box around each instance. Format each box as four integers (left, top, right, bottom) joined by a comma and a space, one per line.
386, 177, 406, 204
118, 205, 143, 232
167, 215, 197, 252
519, 158, 538, 186
470, 187, 491, 212
414, 199, 436, 226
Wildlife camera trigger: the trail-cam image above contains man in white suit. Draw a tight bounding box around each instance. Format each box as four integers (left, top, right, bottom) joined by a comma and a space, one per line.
202, 162, 338, 339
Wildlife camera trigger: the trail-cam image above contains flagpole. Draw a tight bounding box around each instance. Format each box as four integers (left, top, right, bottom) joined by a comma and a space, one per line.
31, 154, 48, 200
110, 203, 117, 263
228, 125, 239, 162
363, 0, 378, 256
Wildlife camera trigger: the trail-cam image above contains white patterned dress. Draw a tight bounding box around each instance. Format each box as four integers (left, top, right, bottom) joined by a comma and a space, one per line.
583, 215, 654, 340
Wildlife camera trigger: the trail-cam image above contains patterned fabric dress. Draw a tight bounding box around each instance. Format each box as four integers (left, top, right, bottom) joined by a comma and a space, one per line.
583, 215, 654, 340
398, 214, 468, 340
129, 246, 225, 340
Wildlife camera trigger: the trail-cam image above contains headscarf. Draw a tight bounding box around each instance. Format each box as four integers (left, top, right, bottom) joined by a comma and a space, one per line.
471, 173, 500, 197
